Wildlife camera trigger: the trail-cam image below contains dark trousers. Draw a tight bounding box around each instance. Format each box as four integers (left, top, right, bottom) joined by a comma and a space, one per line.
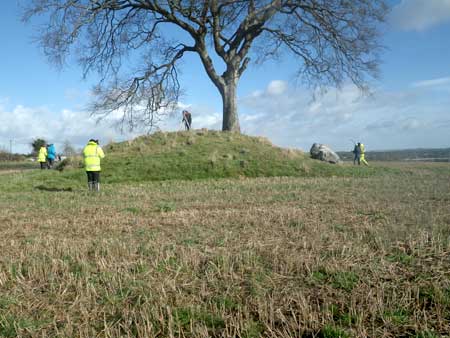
40, 162, 46, 169
47, 158, 54, 169
86, 171, 100, 184
183, 116, 192, 130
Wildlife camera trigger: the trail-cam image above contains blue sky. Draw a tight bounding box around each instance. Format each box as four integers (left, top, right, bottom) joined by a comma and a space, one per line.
1, 0, 449, 154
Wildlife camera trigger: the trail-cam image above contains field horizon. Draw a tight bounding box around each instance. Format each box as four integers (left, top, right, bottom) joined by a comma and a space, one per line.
2, 129, 449, 163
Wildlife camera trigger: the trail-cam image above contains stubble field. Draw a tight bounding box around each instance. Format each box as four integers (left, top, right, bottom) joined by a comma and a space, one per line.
0, 162, 449, 337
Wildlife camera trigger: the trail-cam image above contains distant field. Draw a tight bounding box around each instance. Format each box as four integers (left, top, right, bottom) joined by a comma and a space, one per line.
338, 148, 450, 162
0, 161, 449, 337
0, 161, 37, 172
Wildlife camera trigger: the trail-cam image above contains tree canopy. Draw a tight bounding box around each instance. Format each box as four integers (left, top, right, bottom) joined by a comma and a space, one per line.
30, 138, 47, 155
24, 0, 388, 132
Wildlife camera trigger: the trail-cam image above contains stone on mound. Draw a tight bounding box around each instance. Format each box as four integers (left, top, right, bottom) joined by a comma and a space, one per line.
310, 143, 341, 164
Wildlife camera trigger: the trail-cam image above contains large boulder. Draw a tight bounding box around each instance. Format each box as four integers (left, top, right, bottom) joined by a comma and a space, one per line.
310, 143, 341, 164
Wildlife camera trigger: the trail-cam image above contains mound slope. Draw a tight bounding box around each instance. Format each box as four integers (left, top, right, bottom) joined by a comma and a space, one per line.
99, 130, 307, 182
92, 130, 380, 183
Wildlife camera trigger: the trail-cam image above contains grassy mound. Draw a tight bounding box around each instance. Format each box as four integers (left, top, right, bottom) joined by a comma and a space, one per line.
0, 130, 387, 190
92, 130, 381, 183
51, 129, 388, 183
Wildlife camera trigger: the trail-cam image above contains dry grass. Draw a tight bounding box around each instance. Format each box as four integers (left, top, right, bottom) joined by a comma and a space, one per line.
0, 162, 449, 337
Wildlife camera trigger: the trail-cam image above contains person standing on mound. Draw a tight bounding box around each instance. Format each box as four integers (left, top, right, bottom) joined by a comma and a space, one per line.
182, 110, 192, 130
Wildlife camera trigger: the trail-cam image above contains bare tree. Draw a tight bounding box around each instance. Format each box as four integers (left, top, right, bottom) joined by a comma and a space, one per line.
23, 0, 388, 133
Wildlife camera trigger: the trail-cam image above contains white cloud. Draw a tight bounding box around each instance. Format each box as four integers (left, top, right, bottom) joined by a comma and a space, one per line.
239, 84, 368, 151
365, 117, 425, 131
238, 81, 450, 151
390, 0, 450, 31
400, 118, 422, 130
158, 103, 222, 131
266, 80, 288, 96
411, 76, 450, 88
0, 100, 223, 154
0, 104, 139, 154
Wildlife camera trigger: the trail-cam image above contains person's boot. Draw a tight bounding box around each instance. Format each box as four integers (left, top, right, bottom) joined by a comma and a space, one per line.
88, 182, 94, 191
94, 182, 100, 192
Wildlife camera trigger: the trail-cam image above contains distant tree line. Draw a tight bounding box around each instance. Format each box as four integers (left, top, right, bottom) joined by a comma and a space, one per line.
0, 151, 26, 161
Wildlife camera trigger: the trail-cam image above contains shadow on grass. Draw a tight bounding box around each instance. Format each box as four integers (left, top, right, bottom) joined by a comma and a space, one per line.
34, 185, 73, 192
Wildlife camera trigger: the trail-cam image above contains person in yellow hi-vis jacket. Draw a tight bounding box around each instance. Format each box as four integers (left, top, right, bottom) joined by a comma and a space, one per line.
38, 144, 48, 170
358, 142, 369, 166
83, 139, 105, 191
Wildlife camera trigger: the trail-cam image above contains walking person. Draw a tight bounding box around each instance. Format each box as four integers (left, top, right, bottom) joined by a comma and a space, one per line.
83, 139, 105, 191
358, 142, 369, 166
38, 144, 47, 170
352, 143, 360, 165
182, 110, 192, 130
47, 143, 56, 169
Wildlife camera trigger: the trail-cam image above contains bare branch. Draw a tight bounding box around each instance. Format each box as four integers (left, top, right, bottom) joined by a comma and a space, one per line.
91, 42, 196, 131
23, 0, 388, 132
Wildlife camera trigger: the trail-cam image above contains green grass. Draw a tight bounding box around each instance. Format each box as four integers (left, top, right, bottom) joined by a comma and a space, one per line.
0, 130, 394, 194
0, 160, 36, 171
0, 135, 449, 337
312, 269, 359, 291
319, 325, 350, 338
64, 130, 389, 183
383, 308, 411, 325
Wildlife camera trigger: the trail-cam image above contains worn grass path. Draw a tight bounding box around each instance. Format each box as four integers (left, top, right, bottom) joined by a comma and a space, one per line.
0, 162, 449, 337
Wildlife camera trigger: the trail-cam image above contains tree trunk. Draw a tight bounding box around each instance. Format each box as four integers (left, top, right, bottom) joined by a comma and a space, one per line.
220, 79, 240, 132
